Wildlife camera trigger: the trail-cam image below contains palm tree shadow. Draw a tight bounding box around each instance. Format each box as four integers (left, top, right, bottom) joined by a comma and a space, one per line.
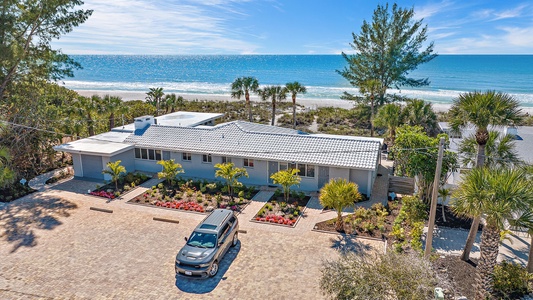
0, 195, 78, 253
330, 234, 373, 255
175, 242, 241, 294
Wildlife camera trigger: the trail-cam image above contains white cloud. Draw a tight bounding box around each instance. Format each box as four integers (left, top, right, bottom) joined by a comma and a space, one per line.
54, 0, 259, 54
415, 0, 455, 19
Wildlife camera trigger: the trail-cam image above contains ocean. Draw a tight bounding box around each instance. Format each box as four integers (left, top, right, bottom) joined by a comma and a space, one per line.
64, 55, 533, 107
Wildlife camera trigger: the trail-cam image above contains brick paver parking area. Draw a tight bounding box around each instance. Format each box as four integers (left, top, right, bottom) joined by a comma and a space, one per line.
0, 179, 383, 299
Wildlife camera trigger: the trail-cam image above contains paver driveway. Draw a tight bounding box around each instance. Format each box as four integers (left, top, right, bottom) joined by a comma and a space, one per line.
0, 179, 382, 299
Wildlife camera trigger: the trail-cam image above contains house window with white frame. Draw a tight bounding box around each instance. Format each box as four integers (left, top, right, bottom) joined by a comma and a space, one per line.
182, 152, 192, 161
279, 162, 296, 171
297, 163, 315, 177
222, 156, 232, 163
202, 154, 212, 163
135, 148, 162, 161
244, 158, 254, 168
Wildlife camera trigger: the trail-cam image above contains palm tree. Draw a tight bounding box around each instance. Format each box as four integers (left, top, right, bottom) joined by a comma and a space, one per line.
449, 90, 523, 262
373, 103, 403, 142
231, 77, 259, 122
270, 168, 301, 203
69, 95, 104, 137
103, 95, 128, 130
438, 187, 451, 222
402, 99, 438, 136
260, 85, 287, 126
101, 160, 127, 191
452, 167, 533, 299
319, 178, 362, 232
358, 79, 380, 137
163, 93, 184, 113
214, 162, 248, 200
157, 159, 184, 186
459, 131, 522, 169
285, 82, 307, 129
146, 87, 165, 116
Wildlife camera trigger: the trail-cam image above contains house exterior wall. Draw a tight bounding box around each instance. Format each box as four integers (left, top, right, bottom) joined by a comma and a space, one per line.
80, 154, 104, 180
350, 169, 370, 197
134, 159, 161, 173
329, 167, 350, 181
72, 153, 83, 177
104, 150, 136, 181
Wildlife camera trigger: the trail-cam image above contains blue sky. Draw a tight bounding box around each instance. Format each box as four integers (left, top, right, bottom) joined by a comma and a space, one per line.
54, 0, 533, 55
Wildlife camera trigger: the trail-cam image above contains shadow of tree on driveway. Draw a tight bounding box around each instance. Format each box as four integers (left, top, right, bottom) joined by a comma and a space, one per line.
0, 195, 78, 253
330, 234, 374, 255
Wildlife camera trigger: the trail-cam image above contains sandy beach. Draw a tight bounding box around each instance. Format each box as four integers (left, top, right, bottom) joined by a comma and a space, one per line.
76, 90, 533, 114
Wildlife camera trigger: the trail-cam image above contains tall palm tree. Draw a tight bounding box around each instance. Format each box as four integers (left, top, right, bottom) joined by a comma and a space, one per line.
163, 93, 184, 113
358, 79, 380, 137
146, 87, 164, 116
214, 162, 248, 201
449, 90, 523, 262
69, 95, 104, 137
231, 77, 259, 122
285, 82, 307, 129
373, 103, 403, 142
319, 178, 362, 232
452, 167, 533, 299
459, 131, 522, 169
260, 85, 287, 126
103, 95, 128, 130
402, 99, 438, 136
101, 160, 127, 191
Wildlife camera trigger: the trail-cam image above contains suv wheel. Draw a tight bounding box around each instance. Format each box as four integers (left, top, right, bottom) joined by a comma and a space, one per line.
209, 261, 219, 277
231, 232, 238, 247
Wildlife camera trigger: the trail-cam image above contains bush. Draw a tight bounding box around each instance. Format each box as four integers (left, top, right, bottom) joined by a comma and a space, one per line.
493, 261, 532, 299
320, 251, 436, 300
401, 196, 427, 225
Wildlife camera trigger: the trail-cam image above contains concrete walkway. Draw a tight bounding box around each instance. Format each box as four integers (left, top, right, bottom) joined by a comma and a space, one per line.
28, 166, 73, 192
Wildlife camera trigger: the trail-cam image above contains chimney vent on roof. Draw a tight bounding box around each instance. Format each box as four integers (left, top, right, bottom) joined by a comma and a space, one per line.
134, 115, 155, 134
505, 125, 518, 137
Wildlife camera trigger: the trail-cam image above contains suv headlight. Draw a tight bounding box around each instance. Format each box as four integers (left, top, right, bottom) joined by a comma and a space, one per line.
198, 263, 210, 268
176, 260, 181, 265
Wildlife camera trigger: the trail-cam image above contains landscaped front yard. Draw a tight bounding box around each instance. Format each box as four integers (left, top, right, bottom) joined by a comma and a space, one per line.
253, 189, 310, 227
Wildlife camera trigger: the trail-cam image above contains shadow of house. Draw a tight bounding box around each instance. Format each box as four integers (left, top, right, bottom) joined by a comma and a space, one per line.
175, 242, 241, 294
0, 195, 78, 253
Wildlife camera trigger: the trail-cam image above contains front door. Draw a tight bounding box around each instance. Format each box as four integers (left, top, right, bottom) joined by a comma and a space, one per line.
268, 161, 278, 184
318, 166, 329, 189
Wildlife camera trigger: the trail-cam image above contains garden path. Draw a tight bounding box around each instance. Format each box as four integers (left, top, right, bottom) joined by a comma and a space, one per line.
28, 166, 73, 192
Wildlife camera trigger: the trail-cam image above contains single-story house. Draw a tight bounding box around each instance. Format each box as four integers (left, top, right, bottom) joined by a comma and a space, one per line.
54, 111, 383, 196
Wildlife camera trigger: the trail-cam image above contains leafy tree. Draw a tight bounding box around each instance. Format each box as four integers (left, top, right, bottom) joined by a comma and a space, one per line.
319, 178, 361, 232
68, 95, 104, 136
260, 85, 287, 126
449, 90, 523, 262
358, 79, 380, 136
231, 77, 259, 122
101, 160, 126, 191
459, 131, 522, 169
392, 125, 458, 201
123, 100, 156, 120
320, 251, 436, 300
270, 168, 301, 203
103, 95, 128, 130
373, 103, 403, 142
157, 159, 184, 186
0, 0, 92, 98
402, 99, 438, 136
337, 3, 436, 106
285, 81, 307, 129
451, 167, 533, 299
146, 87, 164, 116
214, 162, 248, 200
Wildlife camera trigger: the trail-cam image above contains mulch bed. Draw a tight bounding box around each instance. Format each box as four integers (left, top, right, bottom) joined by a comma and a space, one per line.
314, 200, 398, 239
432, 255, 477, 300
252, 192, 310, 227
434, 204, 483, 231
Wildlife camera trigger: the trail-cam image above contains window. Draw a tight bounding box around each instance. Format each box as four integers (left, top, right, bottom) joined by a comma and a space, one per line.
279, 162, 296, 171
135, 148, 163, 161
298, 163, 306, 176
222, 156, 232, 163
182, 152, 192, 161
280, 162, 315, 178
244, 158, 254, 168
306, 165, 315, 177
202, 154, 212, 163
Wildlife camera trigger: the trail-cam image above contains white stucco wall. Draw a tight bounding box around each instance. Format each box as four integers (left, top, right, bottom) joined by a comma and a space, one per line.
350, 169, 370, 196
72, 153, 83, 177
329, 167, 350, 181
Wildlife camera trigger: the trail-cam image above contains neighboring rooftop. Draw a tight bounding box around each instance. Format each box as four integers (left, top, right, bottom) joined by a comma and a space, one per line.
53, 131, 133, 156
111, 111, 224, 133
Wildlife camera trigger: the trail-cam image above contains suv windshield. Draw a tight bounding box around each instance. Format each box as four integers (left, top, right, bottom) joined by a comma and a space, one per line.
187, 232, 217, 248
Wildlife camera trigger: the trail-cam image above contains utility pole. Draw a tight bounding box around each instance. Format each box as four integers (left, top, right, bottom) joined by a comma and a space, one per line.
425, 137, 445, 258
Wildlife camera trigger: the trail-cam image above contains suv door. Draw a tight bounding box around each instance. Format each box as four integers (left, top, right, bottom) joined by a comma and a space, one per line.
217, 222, 231, 257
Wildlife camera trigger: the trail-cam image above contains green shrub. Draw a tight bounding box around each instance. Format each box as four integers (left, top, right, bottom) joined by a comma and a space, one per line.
401, 196, 427, 225
409, 221, 424, 253
273, 189, 283, 198
493, 261, 532, 299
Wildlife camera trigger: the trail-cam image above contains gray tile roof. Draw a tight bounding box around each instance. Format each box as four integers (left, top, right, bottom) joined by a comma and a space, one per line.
124, 121, 382, 170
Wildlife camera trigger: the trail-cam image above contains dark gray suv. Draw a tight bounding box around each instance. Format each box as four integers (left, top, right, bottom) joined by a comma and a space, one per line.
175, 209, 239, 278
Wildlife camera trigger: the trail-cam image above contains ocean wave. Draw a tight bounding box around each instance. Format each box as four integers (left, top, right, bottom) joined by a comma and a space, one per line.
62, 81, 533, 106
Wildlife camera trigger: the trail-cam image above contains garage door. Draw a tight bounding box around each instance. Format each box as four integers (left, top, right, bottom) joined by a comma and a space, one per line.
81, 155, 104, 179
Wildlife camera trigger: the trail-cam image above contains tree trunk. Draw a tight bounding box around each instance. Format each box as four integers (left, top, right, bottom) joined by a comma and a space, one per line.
87, 113, 95, 137
247, 97, 252, 122
527, 232, 533, 273
461, 216, 481, 261
370, 95, 374, 137
335, 213, 344, 232
271, 97, 276, 126
476, 143, 486, 168
292, 96, 297, 129
441, 199, 447, 223
109, 112, 115, 130
475, 224, 500, 300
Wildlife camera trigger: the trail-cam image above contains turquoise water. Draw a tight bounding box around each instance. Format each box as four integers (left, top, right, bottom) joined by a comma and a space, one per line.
64, 55, 533, 106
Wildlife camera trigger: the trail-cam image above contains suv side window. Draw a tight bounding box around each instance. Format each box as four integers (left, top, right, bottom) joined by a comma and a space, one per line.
229, 216, 236, 224
218, 223, 230, 240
